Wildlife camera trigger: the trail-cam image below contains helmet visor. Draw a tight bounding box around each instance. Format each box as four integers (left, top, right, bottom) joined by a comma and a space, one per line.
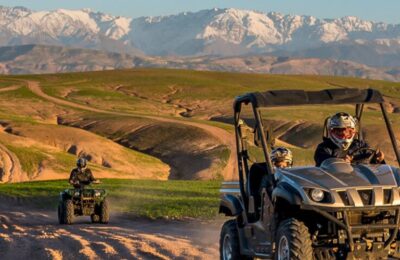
330, 127, 356, 140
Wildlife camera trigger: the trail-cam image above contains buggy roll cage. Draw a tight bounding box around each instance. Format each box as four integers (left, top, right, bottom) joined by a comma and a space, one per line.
233, 88, 400, 209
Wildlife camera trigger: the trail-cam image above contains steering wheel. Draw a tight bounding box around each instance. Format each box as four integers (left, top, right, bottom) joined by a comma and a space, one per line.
349, 147, 377, 164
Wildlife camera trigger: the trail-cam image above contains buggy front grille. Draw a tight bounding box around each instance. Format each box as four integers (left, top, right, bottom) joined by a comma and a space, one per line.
334, 187, 400, 207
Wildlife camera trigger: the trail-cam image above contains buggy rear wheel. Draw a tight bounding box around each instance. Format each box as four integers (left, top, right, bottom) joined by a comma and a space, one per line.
99, 198, 109, 224
219, 219, 252, 260
275, 218, 313, 260
64, 199, 74, 225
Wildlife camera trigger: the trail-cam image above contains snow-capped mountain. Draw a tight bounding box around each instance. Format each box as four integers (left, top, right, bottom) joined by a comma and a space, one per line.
1, 6, 400, 66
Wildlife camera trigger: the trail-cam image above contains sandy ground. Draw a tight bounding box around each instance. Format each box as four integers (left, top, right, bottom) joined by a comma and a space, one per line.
0, 200, 221, 260
26, 81, 237, 181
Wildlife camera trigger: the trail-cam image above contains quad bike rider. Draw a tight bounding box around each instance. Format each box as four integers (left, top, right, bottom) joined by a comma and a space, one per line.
58, 158, 109, 225
314, 112, 385, 167
69, 158, 99, 187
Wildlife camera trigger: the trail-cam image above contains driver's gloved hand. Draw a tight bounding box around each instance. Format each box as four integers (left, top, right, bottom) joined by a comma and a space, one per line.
375, 149, 384, 162
344, 155, 353, 163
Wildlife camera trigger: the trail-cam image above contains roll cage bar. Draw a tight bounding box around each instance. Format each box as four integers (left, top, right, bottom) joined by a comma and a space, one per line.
233, 88, 400, 210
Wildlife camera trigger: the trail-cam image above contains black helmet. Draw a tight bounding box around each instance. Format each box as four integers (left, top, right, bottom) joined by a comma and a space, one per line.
77, 157, 87, 168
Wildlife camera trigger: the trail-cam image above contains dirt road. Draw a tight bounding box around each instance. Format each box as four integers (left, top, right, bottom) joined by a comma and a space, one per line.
25, 81, 237, 180
0, 199, 221, 260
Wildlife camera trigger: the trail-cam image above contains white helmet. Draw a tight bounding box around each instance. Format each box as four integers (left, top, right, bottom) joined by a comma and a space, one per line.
327, 112, 357, 150
270, 147, 293, 168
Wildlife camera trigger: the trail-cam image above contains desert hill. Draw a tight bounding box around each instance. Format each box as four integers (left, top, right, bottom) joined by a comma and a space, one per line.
0, 68, 400, 182
0, 44, 399, 82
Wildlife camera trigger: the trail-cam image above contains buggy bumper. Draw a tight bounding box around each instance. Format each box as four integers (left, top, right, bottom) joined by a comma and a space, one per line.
303, 204, 400, 257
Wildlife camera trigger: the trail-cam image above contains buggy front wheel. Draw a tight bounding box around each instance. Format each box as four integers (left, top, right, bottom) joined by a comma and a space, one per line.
275, 218, 313, 260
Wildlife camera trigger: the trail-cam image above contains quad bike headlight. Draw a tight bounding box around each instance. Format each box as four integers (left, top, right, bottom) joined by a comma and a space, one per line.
94, 191, 101, 197
74, 191, 80, 197
310, 189, 325, 202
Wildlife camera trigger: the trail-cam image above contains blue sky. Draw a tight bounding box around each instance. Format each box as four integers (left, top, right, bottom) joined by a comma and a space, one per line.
2, 0, 399, 24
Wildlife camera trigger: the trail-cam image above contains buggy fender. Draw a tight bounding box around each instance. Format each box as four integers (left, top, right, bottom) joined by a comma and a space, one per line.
272, 185, 302, 206
219, 194, 243, 216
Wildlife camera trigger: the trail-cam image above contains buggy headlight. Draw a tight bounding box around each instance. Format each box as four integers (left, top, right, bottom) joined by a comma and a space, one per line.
94, 191, 101, 197
310, 189, 325, 202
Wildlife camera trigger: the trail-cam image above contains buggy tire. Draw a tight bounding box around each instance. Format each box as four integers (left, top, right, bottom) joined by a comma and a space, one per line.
219, 219, 252, 260
99, 198, 109, 224
57, 203, 64, 224
64, 199, 74, 225
275, 218, 313, 260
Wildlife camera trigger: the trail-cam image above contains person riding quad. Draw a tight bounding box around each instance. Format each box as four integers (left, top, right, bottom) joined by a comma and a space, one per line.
314, 112, 385, 167
69, 157, 98, 188
271, 147, 293, 169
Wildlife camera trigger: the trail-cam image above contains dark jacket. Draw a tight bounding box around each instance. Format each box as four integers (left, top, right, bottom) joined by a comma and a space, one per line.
314, 137, 381, 167
69, 167, 96, 187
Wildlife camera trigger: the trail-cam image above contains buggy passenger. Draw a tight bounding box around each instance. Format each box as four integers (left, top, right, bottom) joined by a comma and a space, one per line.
271, 147, 293, 169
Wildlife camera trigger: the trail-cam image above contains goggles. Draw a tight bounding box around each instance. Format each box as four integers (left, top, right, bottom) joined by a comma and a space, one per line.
330, 127, 356, 140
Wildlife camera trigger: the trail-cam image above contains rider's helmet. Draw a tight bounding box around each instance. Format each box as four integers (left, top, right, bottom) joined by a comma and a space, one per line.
270, 147, 293, 168
76, 157, 87, 168
327, 112, 357, 151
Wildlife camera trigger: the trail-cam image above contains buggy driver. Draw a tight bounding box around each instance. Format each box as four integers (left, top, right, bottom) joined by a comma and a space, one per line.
314, 112, 385, 166
69, 157, 98, 188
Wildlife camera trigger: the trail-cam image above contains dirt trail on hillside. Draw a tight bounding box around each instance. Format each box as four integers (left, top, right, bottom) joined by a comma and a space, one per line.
0, 86, 20, 92
0, 143, 24, 183
0, 200, 220, 259
26, 81, 237, 180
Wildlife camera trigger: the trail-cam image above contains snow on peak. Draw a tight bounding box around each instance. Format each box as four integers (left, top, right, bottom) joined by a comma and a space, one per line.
0, 6, 399, 56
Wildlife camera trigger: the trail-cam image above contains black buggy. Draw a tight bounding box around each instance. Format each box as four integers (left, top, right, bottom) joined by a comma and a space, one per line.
219, 88, 400, 259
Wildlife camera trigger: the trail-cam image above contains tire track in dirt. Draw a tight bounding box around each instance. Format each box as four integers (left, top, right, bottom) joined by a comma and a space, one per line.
0, 201, 220, 260
25, 80, 237, 180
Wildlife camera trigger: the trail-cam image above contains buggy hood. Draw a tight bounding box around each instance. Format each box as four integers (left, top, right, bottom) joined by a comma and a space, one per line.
278, 160, 400, 190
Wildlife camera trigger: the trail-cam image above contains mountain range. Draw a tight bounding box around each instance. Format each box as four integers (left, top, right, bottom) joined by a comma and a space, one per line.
1, 6, 400, 79
1, 44, 399, 82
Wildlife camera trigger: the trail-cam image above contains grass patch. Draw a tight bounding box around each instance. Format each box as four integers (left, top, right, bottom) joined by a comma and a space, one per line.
5, 145, 47, 178
0, 179, 221, 219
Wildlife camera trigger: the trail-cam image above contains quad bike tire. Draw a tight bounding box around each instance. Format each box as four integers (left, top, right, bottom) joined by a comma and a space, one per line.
64, 199, 74, 225
219, 219, 252, 260
91, 214, 100, 223
58, 203, 64, 224
275, 218, 313, 260
99, 198, 109, 224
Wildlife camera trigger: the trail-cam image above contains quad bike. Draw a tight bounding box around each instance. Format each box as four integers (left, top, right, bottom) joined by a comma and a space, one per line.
219, 88, 400, 259
58, 180, 109, 225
